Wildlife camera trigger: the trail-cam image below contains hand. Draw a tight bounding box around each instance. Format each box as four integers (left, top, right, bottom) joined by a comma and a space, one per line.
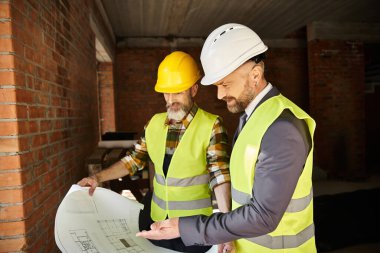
218, 241, 235, 253
77, 176, 99, 196
136, 218, 180, 240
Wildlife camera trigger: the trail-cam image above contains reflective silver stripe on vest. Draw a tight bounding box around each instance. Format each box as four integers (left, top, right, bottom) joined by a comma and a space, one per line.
286, 188, 313, 212
245, 223, 315, 249
155, 174, 209, 187
152, 192, 211, 210
155, 174, 166, 185
231, 187, 251, 205
232, 186, 313, 213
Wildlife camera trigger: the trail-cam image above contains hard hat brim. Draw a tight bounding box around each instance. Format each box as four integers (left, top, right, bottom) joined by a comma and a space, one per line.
154, 80, 198, 93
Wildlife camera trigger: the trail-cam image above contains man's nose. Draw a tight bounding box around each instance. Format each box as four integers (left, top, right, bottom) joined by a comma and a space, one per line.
217, 86, 226, 100
166, 93, 174, 103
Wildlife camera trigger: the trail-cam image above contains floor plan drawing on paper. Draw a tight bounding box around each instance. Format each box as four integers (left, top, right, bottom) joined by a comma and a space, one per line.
98, 219, 143, 253
70, 229, 99, 253
56, 186, 217, 253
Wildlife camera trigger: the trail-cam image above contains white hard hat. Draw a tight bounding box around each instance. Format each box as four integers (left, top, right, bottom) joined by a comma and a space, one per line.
200, 23, 268, 85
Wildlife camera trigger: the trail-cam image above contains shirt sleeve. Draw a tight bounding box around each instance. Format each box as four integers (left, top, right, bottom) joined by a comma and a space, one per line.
179, 115, 311, 246
207, 117, 231, 190
120, 125, 150, 175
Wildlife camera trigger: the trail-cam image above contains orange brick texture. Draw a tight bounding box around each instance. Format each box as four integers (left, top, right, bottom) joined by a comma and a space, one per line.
0, 0, 101, 252
98, 62, 116, 134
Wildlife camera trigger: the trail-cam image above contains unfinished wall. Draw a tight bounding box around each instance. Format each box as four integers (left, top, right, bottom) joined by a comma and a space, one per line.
98, 62, 116, 135
308, 40, 366, 178
266, 47, 309, 110
0, 0, 102, 252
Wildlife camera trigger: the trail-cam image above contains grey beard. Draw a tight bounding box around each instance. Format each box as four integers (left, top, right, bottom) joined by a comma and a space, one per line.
167, 109, 187, 121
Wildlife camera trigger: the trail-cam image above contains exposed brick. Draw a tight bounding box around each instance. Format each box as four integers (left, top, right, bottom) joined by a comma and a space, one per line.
0, 2, 11, 19
0, 204, 24, 220
0, 121, 18, 135
0, 188, 23, 203
0, 137, 20, 152
0, 0, 105, 251
0, 104, 16, 118
0, 237, 27, 252
0, 54, 15, 68
0, 87, 16, 102
308, 39, 366, 177
27, 233, 47, 253
0, 21, 12, 35
32, 133, 48, 147
98, 62, 116, 134
0, 155, 21, 170
0, 71, 15, 85
0, 220, 25, 237
23, 180, 41, 202
29, 106, 46, 119
0, 171, 22, 187
0, 37, 13, 51
17, 89, 34, 103
0, 104, 27, 119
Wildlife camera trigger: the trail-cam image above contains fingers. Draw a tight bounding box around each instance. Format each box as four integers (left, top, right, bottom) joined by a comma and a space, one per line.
217, 244, 224, 253
136, 219, 180, 240
89, 185, 96, 196
77, 177, 98, 196
217, 242, 235, 253
149, 219, 172, 231
150, 221, 160, 230
224, 241, 235, 253
136, 229, 161, 240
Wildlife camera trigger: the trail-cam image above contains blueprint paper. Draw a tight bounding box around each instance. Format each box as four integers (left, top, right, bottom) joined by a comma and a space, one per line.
55, 185, 217, 253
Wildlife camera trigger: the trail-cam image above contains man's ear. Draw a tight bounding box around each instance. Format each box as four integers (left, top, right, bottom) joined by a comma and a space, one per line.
250, 64, 263, 84
190, 83, 198, 97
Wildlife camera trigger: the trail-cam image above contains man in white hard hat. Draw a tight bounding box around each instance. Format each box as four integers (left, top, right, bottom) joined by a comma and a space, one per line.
78, 51, 234, 253
137, 24, 317, 253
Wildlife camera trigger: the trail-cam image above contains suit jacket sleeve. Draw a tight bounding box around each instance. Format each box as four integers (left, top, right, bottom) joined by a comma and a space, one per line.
179, 111, 311, 246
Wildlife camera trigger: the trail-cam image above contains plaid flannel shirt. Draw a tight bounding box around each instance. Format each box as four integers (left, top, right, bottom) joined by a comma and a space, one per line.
121, 104, 230, 190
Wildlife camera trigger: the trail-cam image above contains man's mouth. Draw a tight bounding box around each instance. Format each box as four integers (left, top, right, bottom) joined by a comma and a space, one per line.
167, 102, 181, 111
223, 97, 236, 105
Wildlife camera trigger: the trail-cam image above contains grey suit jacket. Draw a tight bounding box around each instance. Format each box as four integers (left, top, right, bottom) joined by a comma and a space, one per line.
179, 86, 312, 245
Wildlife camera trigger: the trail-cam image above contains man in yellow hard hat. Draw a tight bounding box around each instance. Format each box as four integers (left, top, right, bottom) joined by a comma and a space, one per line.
78, 51, 233, 253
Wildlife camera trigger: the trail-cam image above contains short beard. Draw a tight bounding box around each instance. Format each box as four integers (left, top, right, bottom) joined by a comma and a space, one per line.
167, 107, 187, 121
225, 81, 255, 113
166, 99, 192, 121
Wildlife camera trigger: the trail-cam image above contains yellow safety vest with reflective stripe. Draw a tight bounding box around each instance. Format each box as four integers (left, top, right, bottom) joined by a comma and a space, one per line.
145, 108, 217, 221
231, 94, 316, 253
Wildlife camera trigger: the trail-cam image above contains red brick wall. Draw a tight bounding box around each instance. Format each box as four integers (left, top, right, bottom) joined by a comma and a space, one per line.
0, 1, 100, 252
114, 47, 308, 149
98, 62, 116, 135
308, 40, 366, 178
266, 47, 309, 110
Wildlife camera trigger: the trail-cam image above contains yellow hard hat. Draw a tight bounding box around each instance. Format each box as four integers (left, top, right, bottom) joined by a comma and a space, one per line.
155, 51, 201, 93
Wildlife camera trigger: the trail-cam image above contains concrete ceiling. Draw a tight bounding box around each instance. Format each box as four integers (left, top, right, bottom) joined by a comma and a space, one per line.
100, 0, 380, 42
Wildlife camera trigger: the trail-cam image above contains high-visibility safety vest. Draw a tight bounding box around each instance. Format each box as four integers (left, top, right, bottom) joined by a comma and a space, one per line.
231, 94, 316, 253
145, 108, 217, 221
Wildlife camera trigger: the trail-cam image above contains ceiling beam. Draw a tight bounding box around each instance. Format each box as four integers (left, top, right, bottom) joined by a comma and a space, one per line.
308, 22, 380, 42
117, 37, 205, 48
